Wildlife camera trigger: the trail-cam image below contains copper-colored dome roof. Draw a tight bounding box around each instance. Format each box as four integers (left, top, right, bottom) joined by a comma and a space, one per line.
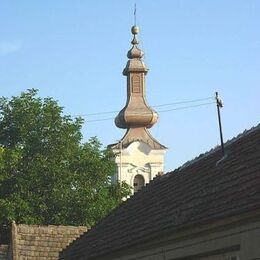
115, 26, 158, 129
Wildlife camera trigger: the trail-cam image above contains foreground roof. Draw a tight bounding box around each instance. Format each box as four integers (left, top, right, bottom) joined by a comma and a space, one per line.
60, 125, 260, 259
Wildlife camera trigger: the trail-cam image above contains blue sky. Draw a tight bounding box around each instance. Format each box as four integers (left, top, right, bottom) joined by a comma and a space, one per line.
1, 1, 259, 171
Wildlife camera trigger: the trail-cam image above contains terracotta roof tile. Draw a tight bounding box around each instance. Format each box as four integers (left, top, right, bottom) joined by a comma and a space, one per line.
0, 245, 8, 259
12, 223, 87, 260
60, 125, 260, 260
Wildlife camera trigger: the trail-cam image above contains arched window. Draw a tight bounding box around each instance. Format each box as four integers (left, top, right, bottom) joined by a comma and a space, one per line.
133, 174, 145, 193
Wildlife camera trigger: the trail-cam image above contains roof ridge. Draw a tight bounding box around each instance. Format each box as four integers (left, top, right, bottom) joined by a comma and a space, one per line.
119, 123, 260, 191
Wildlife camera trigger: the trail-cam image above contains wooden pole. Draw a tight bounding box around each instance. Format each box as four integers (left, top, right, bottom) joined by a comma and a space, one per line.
215, 92, 225, 156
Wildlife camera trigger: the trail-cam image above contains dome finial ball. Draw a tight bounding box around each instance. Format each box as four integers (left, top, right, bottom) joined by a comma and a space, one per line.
131, 26, 139, 35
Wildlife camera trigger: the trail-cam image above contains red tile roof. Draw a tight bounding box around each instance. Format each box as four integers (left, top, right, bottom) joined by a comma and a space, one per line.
60, 125, 260, 260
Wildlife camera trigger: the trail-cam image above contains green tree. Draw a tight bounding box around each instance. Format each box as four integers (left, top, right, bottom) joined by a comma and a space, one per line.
0, 89, 130, 240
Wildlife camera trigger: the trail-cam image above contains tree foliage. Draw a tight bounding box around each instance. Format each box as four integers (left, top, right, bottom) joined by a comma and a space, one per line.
0, 89, 130, 238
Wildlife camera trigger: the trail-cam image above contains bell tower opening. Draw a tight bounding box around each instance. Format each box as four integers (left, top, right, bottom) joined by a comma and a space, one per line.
133, 174, 145, 193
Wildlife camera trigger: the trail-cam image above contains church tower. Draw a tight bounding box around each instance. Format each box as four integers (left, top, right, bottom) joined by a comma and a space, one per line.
111, 25, 166, 193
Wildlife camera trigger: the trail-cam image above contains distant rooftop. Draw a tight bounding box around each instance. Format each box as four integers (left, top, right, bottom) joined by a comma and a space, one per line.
11, 222, 87, 260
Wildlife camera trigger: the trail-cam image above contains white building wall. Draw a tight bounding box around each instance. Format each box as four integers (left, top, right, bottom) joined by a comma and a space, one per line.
113, 141, 165, 191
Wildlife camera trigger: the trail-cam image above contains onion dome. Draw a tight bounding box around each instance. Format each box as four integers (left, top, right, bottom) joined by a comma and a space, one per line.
115, 26, 159, 129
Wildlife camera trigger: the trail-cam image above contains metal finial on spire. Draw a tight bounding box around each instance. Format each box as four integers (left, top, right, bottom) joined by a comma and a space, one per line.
128, 25, 143, 59
131, 26, 139, 37
128, 11, 142, 60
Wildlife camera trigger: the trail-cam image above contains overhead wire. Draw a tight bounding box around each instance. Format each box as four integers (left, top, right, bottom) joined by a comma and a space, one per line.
85, 117, 115, 123
83, 100, 215, 123
76, 110, 119, 117
152, 97, 214, 108
158, 101, 215, 113
73, 96, 215, 118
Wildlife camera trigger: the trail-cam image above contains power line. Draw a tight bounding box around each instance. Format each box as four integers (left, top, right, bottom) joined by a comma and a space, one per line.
74, 96, 214, 118
85, 101, 215, 123
76, 110, 118, 117
158, 101, 215, 113
86, 117, 115, 123
153, 97, 214, 108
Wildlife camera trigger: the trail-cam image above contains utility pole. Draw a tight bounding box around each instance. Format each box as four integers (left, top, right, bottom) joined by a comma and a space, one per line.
215, 92, 225, 156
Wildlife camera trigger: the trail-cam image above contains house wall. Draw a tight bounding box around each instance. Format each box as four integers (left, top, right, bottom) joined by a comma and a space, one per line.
112, 141, 165, 190
107, 217, 260, 260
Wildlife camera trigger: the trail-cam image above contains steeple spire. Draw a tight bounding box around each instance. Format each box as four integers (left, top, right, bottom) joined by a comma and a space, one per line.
110, 23, 166, 191
115, 26, 158, 130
